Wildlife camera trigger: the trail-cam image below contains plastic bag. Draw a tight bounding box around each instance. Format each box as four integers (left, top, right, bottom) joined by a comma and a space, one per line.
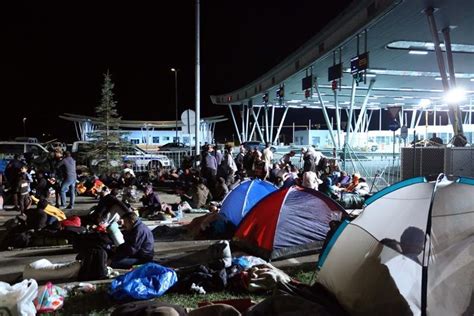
0, 279, 38, 316
109, 263, 178, 301
35, 282, 67, 313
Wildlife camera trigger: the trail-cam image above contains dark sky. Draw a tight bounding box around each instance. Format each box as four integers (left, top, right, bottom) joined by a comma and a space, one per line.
0, 0, 353, 143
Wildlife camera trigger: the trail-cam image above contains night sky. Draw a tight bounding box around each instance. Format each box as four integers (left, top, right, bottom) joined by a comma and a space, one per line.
0, 0, 353, 143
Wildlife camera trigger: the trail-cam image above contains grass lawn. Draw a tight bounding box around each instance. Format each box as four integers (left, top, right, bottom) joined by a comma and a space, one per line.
58, 262, 316, 315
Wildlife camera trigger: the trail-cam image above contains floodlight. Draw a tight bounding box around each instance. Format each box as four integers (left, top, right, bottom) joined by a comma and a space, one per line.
444, 87, 466, 104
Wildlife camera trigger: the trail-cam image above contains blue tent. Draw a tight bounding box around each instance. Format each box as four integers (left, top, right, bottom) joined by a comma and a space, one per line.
220, 179, 277, 226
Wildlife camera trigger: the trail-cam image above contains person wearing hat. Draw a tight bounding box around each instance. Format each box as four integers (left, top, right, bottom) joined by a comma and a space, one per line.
109, 211, 154, 269
302, 171, 323, 190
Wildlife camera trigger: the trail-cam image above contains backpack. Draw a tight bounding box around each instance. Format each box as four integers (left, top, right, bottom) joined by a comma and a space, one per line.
78, 247, 108, 281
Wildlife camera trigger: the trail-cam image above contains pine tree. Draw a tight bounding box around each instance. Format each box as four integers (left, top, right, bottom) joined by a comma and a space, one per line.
88, 71, 130, 174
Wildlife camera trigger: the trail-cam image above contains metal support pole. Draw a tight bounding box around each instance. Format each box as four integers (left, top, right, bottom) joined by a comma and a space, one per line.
195, 0, 201, 157
379, 108, 382, 131
334, 90, 342, 149
251, 107, 265, 143
273, 105, 290, 145
264, 105, 269, 143
270, 105, 275, 144
245, 105, 250, 141
241, 105, 245, 142
366, 110, 374, 133
344, 79, 357, 166
249, 107, 261, 141
425, 7, 462, 138
410, 109, 417, 129
442, 26, 464, 135
315, 78, 337, 149
351, 79, 375, 145
292, 122, 295, 144
416, 109, 423, 128
228, 104, 242, 144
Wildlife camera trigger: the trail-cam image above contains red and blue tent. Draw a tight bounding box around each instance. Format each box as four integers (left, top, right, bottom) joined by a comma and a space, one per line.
234, 186, 346, 260
220, 179, 277, 226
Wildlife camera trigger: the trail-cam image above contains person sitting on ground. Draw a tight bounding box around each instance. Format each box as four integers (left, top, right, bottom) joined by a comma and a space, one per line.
139, 185, 162, 218
25, 198, 49, 231
109, 211, 154, 269
335, 170, 350, 188
282, 165, 299, 188
214, 177, 229, 201
343, 173, 361, 193
301, 171, 322, 190
180, 176, 212, 209
93, 188, 130, 226
354, 177, 371, 197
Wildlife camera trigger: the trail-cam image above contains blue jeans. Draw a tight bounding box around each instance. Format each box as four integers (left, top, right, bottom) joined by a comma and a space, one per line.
110, 257, 145, 269
60, 178, 76, 207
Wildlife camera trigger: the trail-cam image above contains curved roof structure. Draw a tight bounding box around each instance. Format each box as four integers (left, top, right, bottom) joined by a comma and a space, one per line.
211, 0, 474, 111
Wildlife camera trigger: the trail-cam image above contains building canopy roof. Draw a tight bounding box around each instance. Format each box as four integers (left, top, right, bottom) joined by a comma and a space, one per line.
211, 0, 474, 112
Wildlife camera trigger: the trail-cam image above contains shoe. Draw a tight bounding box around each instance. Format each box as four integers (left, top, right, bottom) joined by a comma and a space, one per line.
66, 205, 73, 210
59, 205, 66, 208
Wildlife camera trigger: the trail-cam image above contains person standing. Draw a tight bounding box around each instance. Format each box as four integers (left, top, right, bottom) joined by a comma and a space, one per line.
57, 151, 77, 209
262, 143, 273, 179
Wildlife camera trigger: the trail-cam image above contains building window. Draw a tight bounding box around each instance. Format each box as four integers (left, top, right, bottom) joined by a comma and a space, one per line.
152, 137, 160, 144
163, 137, 170, 141
130, 139, 140, 144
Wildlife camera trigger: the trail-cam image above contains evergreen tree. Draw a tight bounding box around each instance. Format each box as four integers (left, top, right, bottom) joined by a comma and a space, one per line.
88, 71, 130, 174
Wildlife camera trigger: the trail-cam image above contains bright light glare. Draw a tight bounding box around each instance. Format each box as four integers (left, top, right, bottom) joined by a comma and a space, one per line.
409, 50, 428, 55
419, 99, 431, 108
444, 87, 467, 104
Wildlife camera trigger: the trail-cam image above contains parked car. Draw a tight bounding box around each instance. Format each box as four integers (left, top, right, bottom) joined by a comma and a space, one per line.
71, 141, 172, 173
0, 141, 51, 173
159, 142, 187, 151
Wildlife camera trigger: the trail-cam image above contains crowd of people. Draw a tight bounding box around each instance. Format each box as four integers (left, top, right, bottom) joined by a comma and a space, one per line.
0, 142, 373, 275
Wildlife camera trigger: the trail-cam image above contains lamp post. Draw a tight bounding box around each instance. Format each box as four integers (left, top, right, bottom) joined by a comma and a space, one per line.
171, 68, 179, 143
22, 117, 27, 136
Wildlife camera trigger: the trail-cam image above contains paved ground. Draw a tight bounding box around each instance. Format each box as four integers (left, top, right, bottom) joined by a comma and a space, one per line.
0, 193, 318, 284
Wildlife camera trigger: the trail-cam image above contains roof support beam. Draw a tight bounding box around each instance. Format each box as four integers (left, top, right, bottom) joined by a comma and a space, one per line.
270, 105, 275, 144
333, 90, 342, 149
251, 107, 265, 143
248, 107, 261, 141
315, 78, 337, 149
365, 110, 374, 133
425, 7, 463, 138
410, 109, 417, 129
350, 79, 375, 146
273, 105, 290, 145
228, 104, 242, 144
241, 105, 245, 143
264, 105, 269, 143
245, 105, 250, 142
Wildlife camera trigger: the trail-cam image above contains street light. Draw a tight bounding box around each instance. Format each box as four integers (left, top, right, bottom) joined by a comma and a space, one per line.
22, 117, 27, 136
171, 68, 179, 143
